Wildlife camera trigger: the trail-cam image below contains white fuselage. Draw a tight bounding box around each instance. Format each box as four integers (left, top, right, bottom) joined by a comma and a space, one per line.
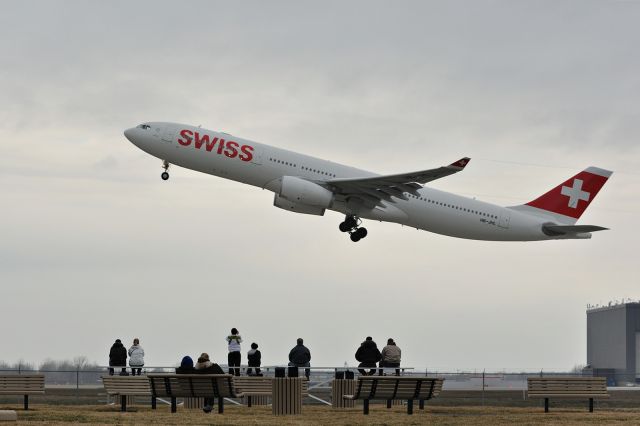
125, 122, 564, 241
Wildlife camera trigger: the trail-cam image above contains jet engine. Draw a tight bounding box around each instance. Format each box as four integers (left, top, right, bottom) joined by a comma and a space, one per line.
279, 176, 334, 208
273, 194, 326, 216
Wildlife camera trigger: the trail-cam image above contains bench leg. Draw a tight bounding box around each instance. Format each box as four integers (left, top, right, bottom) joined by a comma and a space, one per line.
248, 395, 252, 408
419, 399, 425, 410
171, 397, 176, 413
589, 398, 593, 413
24, 395, 29, 411
151, 396, 156, 410
363, 399, 369, 415
218, 397, 224, 414
544, 398, 549, 413
121, 395, 126, 412
386, 399, 391, 409
407, 399, 414, 415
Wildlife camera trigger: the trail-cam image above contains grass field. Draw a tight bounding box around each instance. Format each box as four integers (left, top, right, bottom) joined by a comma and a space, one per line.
3, 404, 640, 425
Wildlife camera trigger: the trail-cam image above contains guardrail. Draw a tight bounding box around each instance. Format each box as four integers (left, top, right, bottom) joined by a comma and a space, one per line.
1, 367, 637, 393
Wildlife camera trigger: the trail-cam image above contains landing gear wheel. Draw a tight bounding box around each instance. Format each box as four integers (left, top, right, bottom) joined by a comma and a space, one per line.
161, 160, 170, 181
340, 214, 368, 242
344, 216, 358, 229
355, 227, 368, 239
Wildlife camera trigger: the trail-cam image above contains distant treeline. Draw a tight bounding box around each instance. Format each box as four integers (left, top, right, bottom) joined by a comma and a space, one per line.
0, 356, 105, 385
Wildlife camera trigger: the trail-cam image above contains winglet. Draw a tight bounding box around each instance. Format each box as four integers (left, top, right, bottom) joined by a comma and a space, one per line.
449, 157, 471, 169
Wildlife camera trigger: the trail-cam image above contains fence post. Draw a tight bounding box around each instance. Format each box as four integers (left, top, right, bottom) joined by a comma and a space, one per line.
76, 367, 80, 399
482, 370, 485, 406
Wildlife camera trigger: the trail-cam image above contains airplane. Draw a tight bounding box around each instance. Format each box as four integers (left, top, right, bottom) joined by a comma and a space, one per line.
124, 122, 612, 242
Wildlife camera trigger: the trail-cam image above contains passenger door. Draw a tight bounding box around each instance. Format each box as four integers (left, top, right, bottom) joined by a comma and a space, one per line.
498, 210, 511, 229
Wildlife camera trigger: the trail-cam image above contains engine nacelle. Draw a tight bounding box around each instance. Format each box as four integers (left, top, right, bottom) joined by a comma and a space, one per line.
279, 176, 334, 208
273, 194, 326, 216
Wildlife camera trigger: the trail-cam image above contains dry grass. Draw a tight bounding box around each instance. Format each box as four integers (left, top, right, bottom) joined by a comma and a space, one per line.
2, 404, 640, 425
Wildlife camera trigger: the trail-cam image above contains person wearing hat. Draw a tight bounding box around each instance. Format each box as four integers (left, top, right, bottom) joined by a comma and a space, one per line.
108, 339, 127, 375
247, 343, 262, 376
194, 353, 224, 413
175, 356, 195, 374
379, 338, 402, 376
355, 336, 381, 376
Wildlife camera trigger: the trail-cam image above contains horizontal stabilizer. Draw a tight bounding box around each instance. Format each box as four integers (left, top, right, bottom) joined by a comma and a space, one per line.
542, 224, 609, 236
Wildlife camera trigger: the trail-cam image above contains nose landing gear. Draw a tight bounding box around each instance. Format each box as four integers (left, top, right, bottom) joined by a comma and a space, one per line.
161, 160, 170, 180
339, 215, 368, 242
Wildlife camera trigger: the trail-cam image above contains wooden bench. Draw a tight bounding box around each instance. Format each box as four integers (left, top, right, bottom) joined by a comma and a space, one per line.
527, 376, 609, 412
147, 374, 243, 413
101, 375, 154, 412
233, 376, 309, 407
0, 374, 45, 410
344, 376, 444, 415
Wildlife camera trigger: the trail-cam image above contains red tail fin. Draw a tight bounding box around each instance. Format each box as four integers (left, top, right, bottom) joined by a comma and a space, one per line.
526, 167, 612, 220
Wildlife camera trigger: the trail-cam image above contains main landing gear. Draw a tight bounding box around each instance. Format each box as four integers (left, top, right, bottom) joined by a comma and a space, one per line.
161, 160, 170, 180
339, 215, 368, 242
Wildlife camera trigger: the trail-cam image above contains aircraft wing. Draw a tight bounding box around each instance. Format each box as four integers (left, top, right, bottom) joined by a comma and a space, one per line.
326, 157, 470, 206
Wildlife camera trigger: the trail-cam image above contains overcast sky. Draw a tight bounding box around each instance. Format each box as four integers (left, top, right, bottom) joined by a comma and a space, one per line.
1, 1, 639, 372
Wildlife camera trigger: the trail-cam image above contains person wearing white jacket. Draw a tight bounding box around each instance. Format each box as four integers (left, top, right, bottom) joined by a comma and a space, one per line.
379, 338, 401, 376
128, 338, 145, 376
226, 328, 242, 376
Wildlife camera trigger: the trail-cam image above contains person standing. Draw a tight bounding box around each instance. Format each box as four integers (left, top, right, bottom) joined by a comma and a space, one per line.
226, 328, 242, 376
128, 338, 145, 376
247, 343, 262, 376
355, 336, 381, 376
108, 339, 127, 375
288, 338, 311, 379
379, 338, 401, 376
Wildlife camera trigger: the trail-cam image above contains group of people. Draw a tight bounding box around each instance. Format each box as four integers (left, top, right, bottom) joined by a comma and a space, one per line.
355, 337, 402, 376
215, 328, 312, 378
108, 338, 145, 375
107, 329, 402, 380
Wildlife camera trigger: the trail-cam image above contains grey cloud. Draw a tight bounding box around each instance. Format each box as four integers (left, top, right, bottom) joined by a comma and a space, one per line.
0, 0, 638, 369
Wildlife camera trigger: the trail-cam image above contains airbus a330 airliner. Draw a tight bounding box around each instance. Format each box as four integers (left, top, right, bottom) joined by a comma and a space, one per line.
124, 122, 612, 242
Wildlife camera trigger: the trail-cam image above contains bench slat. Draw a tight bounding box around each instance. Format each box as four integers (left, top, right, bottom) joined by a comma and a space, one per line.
344, 377, 444, 401
0, 375, 45, 395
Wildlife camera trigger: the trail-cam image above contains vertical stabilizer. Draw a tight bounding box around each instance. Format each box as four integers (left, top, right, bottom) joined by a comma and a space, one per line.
511, 167, 612, 224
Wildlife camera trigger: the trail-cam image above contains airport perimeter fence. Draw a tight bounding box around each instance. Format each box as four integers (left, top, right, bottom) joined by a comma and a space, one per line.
2, 365, 638, 391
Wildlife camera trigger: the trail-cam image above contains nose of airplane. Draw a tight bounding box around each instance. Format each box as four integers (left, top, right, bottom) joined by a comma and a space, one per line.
124, 128, 136, 142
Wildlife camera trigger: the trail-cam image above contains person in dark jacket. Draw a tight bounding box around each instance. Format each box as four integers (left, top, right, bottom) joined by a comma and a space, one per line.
247, 343, 262, 376
175, 356, 196, 374
355, 336, 382, 376
194, 353, 224, 413
194, 353, 225, 374
288, 338, 311, 379
108, 339, 127, 375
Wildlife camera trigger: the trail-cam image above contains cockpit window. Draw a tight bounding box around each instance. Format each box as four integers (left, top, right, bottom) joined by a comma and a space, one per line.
137, 124, 151, 130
